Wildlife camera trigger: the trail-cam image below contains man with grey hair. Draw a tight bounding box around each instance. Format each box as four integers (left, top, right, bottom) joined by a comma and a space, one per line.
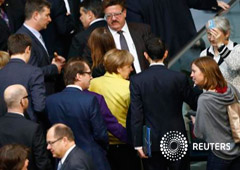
0, 84, 52, 170
47, 123, 94, 170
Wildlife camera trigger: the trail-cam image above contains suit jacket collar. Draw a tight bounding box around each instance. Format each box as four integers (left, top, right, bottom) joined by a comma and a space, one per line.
61, 146, 77, 169
88, 20, 107, 32
63, 87, 83, 93
8, 58, 25, 64
5, 112, 25, 118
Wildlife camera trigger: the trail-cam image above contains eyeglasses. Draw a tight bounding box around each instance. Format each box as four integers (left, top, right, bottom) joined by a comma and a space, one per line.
104, 9, 124, 20
82, 71, 92, 76
47, 137, 63, 146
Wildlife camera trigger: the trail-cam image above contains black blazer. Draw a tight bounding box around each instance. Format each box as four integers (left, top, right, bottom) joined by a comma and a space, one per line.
0, 59, 45, 121
0, 113, 52, 170
61, 146, 95, 170
68, 19, 107, 63
130, 65, 200, 151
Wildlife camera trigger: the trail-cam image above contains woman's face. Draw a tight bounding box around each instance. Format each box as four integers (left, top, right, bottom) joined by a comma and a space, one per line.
191, 63, 204, 86
207, 28, 227, 47
117, 64, 133, 79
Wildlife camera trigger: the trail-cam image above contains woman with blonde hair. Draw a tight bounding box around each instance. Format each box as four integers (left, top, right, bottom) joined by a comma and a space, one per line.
191, 56, 240, 170
89, 49, 141, 170
0, 51, 10, 69
88, 27, 116, 77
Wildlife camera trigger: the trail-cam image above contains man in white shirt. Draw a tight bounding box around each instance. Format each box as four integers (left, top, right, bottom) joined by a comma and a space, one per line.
47, 123, 94, 170
103, 0, 155, 74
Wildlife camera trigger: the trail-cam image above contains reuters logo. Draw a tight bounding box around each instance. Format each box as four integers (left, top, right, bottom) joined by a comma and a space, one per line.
160, 131, 188, 161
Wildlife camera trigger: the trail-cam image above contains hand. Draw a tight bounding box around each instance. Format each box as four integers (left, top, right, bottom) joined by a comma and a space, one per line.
54, 52, 66, 64
217, 1, 230, 10
191, 116, 196, 125
137, 148, 148, 159
208, 28, 225, 47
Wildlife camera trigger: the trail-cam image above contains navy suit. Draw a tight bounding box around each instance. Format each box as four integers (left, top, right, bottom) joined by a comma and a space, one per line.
0, 59, 45, 121
130, 65, 200, 170
0, 113, 52, 170
61, 146, 95, 170
16, 25, 58, 94
46, 87, 110, 170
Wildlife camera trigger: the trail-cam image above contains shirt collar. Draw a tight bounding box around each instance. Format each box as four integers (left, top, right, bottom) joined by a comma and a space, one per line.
66, 85, 83, 91
90, 18, 105, 26
209, 39, 234, 54
9, 112, 24, 117
60, 145, 76, 164
150, 62, 164, 67
108, 21, 128, 36
23, 23, 42, 40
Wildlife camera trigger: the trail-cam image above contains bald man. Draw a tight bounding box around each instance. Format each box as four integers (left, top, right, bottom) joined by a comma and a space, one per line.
47, 123, 94, 170
0, 84, 52, 170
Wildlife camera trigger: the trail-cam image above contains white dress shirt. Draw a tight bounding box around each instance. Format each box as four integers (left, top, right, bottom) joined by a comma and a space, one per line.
108, 22, 141, 73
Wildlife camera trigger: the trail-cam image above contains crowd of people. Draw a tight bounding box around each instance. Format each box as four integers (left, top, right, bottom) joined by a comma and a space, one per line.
1, 0, 240, 170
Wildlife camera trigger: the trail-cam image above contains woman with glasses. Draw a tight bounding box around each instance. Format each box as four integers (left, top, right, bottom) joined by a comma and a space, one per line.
89, 49, 141, 170
200, 16, 240, 92
191, 57, 240, 170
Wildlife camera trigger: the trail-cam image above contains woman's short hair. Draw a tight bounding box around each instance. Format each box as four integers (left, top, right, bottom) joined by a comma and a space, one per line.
88, 27, 116, 69
192, 56, 227, 90
0, 144, 29, 170
103, 49, 134, 74
206, 16, 230, 36
0, 51, 10, 69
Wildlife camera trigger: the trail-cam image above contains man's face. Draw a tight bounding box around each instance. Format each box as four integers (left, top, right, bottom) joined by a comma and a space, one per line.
79, 7, 91, 29
104, 5, 126, 31
80, 63, 92, 90
36, 7, 51, 30
46, 129, 65, 158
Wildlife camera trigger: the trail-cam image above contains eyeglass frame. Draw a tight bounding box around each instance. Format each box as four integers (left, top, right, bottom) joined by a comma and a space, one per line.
104, 9, 124, 20
81, 71, 92, 76
47, 137, 63, 146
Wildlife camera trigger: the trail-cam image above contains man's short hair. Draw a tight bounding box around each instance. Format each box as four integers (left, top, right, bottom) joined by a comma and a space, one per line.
0, 144, 29, 170
52, 124, 75, 142
64, 58, 89, 85
81, 0, 104, 18
7, 34, 32, 56
25, 0, 51, 20
145, 37, 167, 61
102, 0, 126, 10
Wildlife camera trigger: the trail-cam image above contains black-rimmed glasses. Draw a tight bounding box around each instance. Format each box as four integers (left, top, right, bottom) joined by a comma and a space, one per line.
47, 137, 63, 146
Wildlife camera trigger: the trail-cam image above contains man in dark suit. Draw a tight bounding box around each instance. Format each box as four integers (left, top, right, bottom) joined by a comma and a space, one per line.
0, 84, 51, 170
126, 0, 230, 60
16, 0, 65, 95
130, 37, 201, 170
45, 59, 110, 170
102, 0, 155, 74
47, 123, 95, 170
0, 34, 45, 122
0, 0, 25, 51
68, 0, 106, 64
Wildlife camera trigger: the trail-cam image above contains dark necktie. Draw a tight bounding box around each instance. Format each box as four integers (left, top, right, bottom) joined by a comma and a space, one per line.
117, 30, 129, 51
0, 8, 9, 28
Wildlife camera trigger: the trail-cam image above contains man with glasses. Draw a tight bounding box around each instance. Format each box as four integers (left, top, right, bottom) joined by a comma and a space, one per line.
103, 0, 155, 74
46, 123, 94, 170
0, 34, 45, 122
0, 84, 52, 170
45, 58, 110, 170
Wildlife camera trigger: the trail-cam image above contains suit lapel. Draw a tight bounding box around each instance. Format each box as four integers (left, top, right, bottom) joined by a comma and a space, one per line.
61, 147, 77, 170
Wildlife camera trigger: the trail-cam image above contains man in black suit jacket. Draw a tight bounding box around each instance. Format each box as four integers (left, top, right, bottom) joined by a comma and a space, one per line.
0, 0, 25, 51
16, 0, 65, 95
0, 84, 51, 170
103, 0, 155, 74
130, 37, 201, 170
68, 0, 106, 64
0, 34, 45, 122
126, 0, 229, 60
47, 123, 95, 170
